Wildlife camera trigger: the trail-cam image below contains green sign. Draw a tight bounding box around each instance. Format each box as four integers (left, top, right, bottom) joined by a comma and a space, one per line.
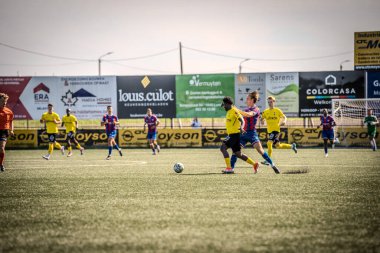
176, 74, 235, 118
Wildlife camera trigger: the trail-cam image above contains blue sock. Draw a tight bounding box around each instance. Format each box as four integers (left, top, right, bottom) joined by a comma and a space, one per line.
231, 154, 238, 169
262, 152, 273, 166
114, 144, 120, 150
108, 146, 112, 155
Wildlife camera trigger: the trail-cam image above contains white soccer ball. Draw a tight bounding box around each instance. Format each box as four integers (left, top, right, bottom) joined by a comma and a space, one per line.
173, 163, 184, 173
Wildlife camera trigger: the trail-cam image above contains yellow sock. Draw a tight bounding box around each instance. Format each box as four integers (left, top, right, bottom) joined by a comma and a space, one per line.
245, 157, 255, 165
48, 143, 54, 154
278, 143, 291, 149
224, 157, 231, 168
76, 144, 82, 149
54, 142, 62, 149
268, 142, 273, 157
68, 146, 72, 152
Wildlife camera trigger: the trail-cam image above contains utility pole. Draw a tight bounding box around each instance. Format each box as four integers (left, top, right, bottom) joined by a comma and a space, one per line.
179, 42, 183, 75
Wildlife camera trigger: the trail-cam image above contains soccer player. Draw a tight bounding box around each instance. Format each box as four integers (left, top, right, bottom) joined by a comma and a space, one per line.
260, 96, 297, 164
144, 108, 160, 155
363, 109, 378, 151
61, 108, 84, 157
101, 105, 122, 160
40, 104, 65, 160
0, 93, 14, 172
220, 96, 259, 174
231, 91, 280, 174
318, 109, 336, 157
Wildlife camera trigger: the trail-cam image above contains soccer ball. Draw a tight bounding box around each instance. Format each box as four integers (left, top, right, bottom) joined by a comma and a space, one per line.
173, 163, 184, 173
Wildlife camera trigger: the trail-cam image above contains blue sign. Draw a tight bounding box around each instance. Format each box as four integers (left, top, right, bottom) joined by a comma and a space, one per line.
367, 71, 380, 98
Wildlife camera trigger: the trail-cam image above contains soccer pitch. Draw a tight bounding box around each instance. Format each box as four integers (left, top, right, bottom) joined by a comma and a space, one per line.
1, 148, 379, 253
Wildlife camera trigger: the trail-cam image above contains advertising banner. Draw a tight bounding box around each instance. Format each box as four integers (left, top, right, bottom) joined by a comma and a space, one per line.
354, 31, 380, 70
202, 128, 288, 147
0, 77, 32, 119
119, 129, 202, 147
176, 74, 235, 118
289, 127, 380, 147
299, 71, 365, 117
367, 71, 380, 98
0, 76, 117, 120
266, 72, 299, 117
117, 75, 176, 119
7, 130, 38, 148
37, 129, 111, 148
235, 73, 266, 112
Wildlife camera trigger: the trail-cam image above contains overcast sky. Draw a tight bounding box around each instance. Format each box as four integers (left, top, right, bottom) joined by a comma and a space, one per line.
0, 0, 378, 76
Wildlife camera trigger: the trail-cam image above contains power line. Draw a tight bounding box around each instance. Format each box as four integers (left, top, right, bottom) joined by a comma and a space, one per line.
106, 61, 176, 74
106, 48, 178, 61
0, 41, 178, 62
183, 45, 354, 62
0, 42, 95, 61
0, 61, 94, 67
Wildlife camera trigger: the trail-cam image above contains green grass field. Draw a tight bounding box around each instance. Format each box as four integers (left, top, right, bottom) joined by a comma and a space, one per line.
1, 148, 379, 253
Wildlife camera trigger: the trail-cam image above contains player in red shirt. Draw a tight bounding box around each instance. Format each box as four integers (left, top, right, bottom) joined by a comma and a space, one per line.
0, 93, 14, 172
144, 108, 160, 155
318, 109, 337, 157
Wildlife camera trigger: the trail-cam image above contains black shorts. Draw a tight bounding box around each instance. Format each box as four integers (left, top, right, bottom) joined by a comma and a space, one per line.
268, 131, 280, 145
48, 134, 57, 142
0, 130, 9, 141
66, 131, 76, 140
223, 133, 241, 153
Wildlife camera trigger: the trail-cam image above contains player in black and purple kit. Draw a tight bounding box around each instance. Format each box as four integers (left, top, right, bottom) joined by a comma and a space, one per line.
144, 108, 160, 155
101, 105, 122, 160
318, 109, 336, 157
231, 91, 280, 173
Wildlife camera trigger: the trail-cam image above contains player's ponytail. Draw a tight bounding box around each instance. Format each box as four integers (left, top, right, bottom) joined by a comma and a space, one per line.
249, 91, 259, 104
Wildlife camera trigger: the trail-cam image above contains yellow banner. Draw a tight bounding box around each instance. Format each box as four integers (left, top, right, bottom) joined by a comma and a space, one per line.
119, 129, 202, 147
354, 31, 380, 70
288, 127, 379, 146
7, 130, 38, 148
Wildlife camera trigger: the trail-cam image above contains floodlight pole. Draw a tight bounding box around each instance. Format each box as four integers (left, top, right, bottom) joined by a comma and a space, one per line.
98, 52, 113, 76
339, 59, 350, 71
239, 59, 250, 73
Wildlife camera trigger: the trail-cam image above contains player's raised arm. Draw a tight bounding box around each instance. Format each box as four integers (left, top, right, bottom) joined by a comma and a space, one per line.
233, 106, 256, 118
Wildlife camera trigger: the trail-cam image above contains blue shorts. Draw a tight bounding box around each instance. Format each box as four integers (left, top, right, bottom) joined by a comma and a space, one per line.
147, 132, 157, 140
240, 131, 260, 147
106, 130, 117, 139
322, 129, 334, 140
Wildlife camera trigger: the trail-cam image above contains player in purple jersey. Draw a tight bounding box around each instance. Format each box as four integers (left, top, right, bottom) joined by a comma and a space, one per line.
318, 109, 337, 157
144, 108, 161, 155
232, 91, 280, 174
101, 105, 122, 160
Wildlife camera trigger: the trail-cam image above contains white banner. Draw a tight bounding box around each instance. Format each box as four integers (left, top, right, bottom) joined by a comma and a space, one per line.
234, 73, 266, 112
19, 76, 117, 119
265, 72, 299, 117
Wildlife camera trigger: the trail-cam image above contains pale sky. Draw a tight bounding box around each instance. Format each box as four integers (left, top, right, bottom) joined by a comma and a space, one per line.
0, 0, 379, 76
